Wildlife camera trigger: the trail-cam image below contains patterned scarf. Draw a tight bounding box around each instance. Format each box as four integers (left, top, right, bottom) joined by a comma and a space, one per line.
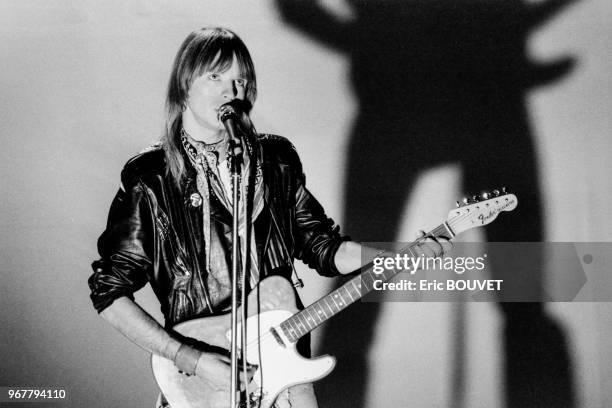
181, 129, 265, 302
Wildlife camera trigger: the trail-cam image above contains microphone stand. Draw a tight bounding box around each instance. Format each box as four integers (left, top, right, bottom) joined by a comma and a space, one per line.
228, 135, 242, 408
219, 102, 253, 408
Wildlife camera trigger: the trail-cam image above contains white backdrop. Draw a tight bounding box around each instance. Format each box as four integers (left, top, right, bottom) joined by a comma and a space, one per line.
1, 1, 611, 407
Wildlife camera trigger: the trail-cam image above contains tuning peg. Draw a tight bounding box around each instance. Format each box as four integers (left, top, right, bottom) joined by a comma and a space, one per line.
456, 200, 461, 208
462, 197, 470, 205
480, 192, 490, 200
492, 189, 500, 197
501, 187, 508, 194
472, 195, 480, 202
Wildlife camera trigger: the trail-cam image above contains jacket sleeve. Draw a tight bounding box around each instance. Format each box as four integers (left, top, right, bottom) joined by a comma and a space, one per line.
88, 169, 153, 313
287, 143, 350, 277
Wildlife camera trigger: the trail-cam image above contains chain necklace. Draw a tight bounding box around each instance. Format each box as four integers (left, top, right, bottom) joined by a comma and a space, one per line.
181, 128, 228, 151
181, 128, 231, 173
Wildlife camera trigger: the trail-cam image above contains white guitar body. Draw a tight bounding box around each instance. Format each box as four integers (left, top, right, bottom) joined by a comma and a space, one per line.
151, 276, 336, 408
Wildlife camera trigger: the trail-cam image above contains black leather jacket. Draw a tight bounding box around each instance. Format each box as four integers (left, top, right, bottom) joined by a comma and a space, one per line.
89, 134, 346, 326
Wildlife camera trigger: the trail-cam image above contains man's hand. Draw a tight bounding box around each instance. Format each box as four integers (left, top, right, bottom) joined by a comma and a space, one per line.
334, 233, 453, 275
415, 231, 453, 258
195, 350, 257, 392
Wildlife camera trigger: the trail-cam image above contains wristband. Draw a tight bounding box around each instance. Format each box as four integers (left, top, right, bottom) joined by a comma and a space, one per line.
174, 344, 201, 376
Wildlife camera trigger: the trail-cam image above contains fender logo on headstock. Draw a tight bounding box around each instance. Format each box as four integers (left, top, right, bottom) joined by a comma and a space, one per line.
477, 197, 516, 225
448, 189, 518, 235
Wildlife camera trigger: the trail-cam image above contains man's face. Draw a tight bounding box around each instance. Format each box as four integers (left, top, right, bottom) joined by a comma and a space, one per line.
184, 55, 248, 133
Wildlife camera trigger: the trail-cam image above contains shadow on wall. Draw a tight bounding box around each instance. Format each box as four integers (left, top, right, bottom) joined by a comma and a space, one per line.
275, 1, 578, 407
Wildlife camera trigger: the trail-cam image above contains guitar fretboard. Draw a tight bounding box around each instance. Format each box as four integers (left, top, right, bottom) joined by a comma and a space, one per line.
278, 222, 453, 343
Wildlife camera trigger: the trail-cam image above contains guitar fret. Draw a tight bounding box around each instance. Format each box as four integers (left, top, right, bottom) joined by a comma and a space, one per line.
351, 279, 362, 296
311, 304, 324, 326
282, 321, 297, 342
287, 317, 297, 334
288, 324, 298, 340
295, 314, 307, 334
310, 309, 319, 327
344, 284, 356, 302
313, 303, 326, 323
342, 286, 355, 303
326, 293, 337, 311
330, 292, 342, 309
300, 312, 310, 331
407, 246, 416, 258
285, 320, 296, 341
323, 297, 336, 315
310, 304, 323, 322
299, 313, 311, 333
334, 292, 344, 308
360, 273, 373, 292
361, 271, 375, 291
312, 302, 326, 320
288, 317, 302, 340
305, 309, 317, 328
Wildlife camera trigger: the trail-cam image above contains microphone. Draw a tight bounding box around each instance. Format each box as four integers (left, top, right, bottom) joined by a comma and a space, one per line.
217, 99, 251, 142
217, 100, 249, 173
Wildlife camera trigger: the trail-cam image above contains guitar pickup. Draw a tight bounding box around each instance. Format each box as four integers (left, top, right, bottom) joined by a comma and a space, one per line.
269, 327, 286, 348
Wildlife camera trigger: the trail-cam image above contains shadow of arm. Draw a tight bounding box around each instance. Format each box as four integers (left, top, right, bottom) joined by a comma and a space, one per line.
527, 0, 579, 28
274, 0, 351, 51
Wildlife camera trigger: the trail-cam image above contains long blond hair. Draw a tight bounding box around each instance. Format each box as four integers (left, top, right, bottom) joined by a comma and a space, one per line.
162, 27, 257, 187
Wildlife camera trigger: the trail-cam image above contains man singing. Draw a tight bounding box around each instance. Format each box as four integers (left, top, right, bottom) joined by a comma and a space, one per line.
88, 27, 447, 408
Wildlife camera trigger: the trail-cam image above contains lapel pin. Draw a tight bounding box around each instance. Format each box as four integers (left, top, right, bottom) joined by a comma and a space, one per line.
189, 192, 203, 208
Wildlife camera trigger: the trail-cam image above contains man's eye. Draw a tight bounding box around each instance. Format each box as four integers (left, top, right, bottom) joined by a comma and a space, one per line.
207, 73, 220, 80
235, 79, 247, 87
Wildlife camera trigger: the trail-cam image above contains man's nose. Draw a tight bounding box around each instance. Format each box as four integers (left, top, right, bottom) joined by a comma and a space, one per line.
221, 80, 236, 99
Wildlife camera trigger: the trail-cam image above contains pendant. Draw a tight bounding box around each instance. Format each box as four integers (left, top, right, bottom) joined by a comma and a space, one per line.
189, 192, 203, 208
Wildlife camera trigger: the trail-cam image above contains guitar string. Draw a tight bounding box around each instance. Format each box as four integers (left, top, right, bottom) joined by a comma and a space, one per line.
239, 197, 511, 350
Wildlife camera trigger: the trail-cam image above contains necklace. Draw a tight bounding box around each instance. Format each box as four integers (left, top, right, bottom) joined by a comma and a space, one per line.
201, 137, 227, 152
181, 128, 230, 171
181, 128, 227, 152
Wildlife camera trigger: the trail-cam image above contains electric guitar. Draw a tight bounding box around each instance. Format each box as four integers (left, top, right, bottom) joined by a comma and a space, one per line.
151, 189, 518, 408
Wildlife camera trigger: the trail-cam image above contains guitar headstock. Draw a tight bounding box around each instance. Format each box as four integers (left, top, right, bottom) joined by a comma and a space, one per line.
447, 188, 518, 235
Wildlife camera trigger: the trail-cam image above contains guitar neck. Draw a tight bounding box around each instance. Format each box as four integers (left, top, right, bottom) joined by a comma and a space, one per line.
278, 222, 454, 343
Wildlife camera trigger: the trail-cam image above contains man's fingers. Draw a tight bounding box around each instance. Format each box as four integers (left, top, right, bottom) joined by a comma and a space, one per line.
215, 353, 231, 364
440, 237, 453, 254
415, 234, 453, 258
239, 369, 257, 391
